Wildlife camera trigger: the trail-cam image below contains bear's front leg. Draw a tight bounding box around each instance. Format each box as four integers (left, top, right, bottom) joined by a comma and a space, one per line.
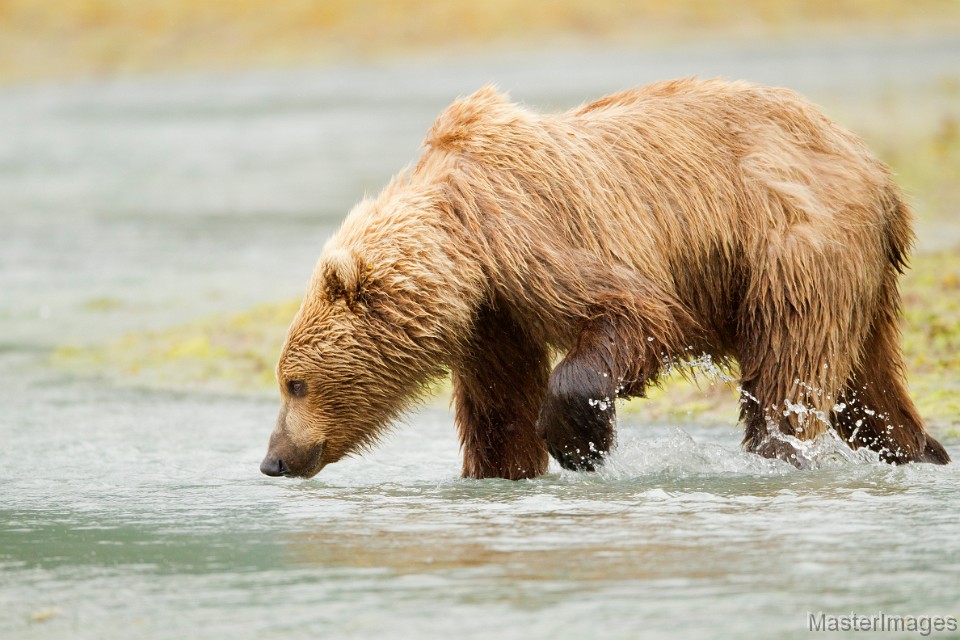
452, 303, 551, 480
537, 315, 664, 471
536, 355, 616, 471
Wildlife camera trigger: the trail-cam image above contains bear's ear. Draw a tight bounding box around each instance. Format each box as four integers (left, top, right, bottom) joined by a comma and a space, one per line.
321, 248, 370, 308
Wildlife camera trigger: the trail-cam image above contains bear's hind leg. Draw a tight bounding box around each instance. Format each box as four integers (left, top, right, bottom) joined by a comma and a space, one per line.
738, 379, 825, 467
832, 304, 950, 464
452, 303, 550, 480
731, 222, 912, 466
736, 282, 856, 465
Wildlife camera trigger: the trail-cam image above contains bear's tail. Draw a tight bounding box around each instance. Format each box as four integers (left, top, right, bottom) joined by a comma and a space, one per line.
885, 189, 915, 275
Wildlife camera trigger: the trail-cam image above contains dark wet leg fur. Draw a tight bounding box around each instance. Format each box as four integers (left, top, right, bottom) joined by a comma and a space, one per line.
452, 301, 551, 480
739, 382, 810, 468
832, 308, 950, 465
832, 380, 950, 465
536, 314, 665, 471
536, 355, 616, 471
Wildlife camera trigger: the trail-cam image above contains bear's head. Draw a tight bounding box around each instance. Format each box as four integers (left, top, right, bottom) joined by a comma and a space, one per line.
259, 191, 481, 478
259, 247, 381, 478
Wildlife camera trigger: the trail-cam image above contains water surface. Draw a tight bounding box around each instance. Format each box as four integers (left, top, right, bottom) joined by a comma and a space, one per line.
3, 371, 958, 639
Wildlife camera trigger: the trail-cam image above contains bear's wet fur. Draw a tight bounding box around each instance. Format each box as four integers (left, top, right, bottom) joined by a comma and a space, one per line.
262, 79, 949, 480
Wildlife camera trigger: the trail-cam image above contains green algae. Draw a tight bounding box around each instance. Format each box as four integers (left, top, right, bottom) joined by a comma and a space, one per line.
54, 301, 301, 393
81, 296, 127, 312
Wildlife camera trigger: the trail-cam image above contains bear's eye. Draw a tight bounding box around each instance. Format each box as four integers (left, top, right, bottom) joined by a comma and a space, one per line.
287, 380, 307, 398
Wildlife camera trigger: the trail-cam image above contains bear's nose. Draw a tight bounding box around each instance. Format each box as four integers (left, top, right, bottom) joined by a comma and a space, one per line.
260, 455, 289, 477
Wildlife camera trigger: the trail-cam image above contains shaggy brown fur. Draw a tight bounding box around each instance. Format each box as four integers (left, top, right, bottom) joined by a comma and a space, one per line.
260, 78, 949, 480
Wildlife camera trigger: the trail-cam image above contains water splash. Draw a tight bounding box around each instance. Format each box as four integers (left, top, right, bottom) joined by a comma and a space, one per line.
569, 426, 883, 483
587, 397, 612, 411
631, 350, 891, 466
592, 428, 794, 479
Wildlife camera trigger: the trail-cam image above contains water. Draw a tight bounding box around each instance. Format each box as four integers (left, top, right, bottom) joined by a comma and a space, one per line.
2, 37, 960, 638
4, 376, 958, 638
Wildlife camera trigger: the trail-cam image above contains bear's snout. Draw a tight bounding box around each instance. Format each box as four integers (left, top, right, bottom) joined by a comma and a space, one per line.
259, 455, 289, 477
259, 429, 327, 479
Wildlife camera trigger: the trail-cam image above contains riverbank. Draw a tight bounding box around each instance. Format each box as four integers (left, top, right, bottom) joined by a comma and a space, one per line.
4, 0, 960, 84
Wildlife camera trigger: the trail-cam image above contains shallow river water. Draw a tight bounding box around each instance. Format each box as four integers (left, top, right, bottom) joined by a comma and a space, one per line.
2, 38, 959, 639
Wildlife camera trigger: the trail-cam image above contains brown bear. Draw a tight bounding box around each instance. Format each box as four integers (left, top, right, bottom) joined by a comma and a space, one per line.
259, 79, 950, 480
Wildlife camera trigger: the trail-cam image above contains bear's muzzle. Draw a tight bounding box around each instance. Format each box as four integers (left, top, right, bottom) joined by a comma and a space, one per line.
260, 434, 327, 478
